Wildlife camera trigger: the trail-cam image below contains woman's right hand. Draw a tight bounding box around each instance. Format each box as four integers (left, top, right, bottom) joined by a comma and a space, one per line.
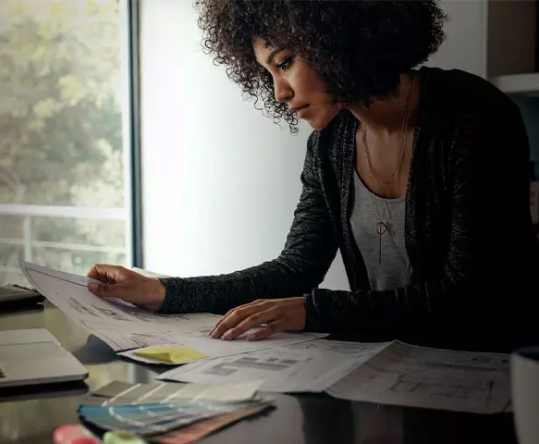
87, 264, 166, 312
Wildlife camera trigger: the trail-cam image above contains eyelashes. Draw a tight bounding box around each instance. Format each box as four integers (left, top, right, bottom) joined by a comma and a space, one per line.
277, 57, 293, 71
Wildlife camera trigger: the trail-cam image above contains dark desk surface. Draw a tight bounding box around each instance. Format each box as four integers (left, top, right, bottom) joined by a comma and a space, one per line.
0, 303, 518, 444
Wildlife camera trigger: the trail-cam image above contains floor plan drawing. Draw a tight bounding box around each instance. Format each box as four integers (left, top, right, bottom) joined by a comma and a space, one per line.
203, 356, 302, 376
326, 341, 510, 413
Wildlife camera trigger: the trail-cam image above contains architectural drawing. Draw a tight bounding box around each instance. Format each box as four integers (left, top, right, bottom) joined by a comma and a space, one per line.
20, 261, 324, 355
69, 297, 97, 317
203, 356, 301, 376
125, 332, 175, 349
326, 342, 510, 414
159, 345, 367, 393
21, 261, 513, 414
91, 305, 130, 322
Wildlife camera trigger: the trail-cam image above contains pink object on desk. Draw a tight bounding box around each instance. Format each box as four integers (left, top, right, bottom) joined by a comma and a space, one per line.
53, 424, 102, 444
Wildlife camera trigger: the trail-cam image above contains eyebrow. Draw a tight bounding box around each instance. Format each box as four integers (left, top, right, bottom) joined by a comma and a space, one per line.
266, 47, 284, 65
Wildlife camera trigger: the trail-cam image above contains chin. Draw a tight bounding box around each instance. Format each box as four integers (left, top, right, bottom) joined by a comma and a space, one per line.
305, 113, 338, 131
304, 106, 342, 130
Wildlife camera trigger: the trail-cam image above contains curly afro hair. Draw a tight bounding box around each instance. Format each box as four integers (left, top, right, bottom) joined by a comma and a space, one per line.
195, 0, 446, 133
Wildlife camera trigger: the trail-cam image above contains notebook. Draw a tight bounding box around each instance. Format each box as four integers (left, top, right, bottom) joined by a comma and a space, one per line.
0, 329, 88, 388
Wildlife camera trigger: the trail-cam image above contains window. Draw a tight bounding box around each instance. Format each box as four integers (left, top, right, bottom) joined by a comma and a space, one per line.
0, 0, 135, 285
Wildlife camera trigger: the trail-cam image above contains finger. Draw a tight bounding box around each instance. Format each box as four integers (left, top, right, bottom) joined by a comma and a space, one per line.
209, 308, 237, 336
87, 282, 129, 299
87, 264, 110, 281
209, 300, 266, 337
247, 321, 284, 341
209, 310, 235, 337
209, 300, 268, 337
210, 304, 268, 339
222, 308, 279, 341
87, 264, 128, 284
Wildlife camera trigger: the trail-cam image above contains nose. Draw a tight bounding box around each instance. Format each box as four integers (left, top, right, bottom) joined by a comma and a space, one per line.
274, 78, 293, 103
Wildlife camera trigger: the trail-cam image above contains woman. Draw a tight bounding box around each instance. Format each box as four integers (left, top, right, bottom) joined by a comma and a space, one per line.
88, 0, 539, 350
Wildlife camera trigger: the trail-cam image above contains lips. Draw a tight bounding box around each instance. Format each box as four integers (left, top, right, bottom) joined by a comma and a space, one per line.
291, 104, 310, 118
291, 104, 309, 112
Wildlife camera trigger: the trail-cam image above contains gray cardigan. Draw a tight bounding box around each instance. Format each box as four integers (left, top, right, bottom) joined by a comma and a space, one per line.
159, 66, 539, 350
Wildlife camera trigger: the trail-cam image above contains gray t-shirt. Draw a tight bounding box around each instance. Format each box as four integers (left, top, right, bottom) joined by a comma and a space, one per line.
350, 172, 412, 291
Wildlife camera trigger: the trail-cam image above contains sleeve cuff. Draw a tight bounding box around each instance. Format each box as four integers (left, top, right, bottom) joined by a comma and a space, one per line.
304, 290, 324, 332
156, 277, 184, 314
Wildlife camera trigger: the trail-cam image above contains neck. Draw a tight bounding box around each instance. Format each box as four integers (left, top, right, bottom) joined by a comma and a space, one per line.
346, 71, 420, 138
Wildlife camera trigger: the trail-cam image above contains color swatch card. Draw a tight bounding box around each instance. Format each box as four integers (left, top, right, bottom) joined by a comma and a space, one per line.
80, 401, 257, 436
86, 380, 263, 405
79, 381, 273, 437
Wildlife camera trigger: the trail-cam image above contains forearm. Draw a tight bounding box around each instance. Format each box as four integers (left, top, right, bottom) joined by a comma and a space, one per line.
303, 261, 526, 338
303, 276, 469, 337
157, 253, 332, 314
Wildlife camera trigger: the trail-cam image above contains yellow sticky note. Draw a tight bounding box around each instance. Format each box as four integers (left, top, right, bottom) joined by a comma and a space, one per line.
134, 346, 208, 364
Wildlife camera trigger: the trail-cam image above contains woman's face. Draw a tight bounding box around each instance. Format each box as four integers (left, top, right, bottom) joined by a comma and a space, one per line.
253, 38, 343, 130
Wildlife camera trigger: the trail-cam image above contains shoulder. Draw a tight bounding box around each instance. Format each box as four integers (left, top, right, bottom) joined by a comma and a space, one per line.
422, 68, 529, 176
421, 66, 522, 129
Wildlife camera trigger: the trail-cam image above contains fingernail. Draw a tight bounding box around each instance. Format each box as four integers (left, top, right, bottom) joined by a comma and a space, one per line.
223, 332, 233, 340
88, 283, 97, 292
247, 334, 256, 341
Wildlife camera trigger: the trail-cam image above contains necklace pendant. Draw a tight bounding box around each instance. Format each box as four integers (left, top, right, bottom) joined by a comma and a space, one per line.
376, 221, 387, 263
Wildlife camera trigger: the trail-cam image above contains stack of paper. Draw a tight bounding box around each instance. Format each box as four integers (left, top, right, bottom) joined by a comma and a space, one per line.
159, 341, 512, 414
79, 381, 273, 439
20, 261, 512, 414
159, 340, 389, 393
19, 261, 325, 356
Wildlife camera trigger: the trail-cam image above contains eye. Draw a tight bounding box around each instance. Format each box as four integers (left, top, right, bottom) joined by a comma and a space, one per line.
277, 57, 293, 71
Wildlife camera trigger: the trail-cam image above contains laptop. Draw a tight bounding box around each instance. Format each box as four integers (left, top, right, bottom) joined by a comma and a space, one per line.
0, 329, 88, 388
0, 285, 43, 305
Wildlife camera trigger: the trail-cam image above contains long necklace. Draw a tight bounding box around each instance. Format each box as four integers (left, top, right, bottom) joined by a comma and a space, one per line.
362, 106, 410, 262
360, 72, 416, 263
363, 73, 415, 187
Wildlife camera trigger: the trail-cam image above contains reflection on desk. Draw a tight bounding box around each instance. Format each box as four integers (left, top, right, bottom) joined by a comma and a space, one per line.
0, 302, 519, 444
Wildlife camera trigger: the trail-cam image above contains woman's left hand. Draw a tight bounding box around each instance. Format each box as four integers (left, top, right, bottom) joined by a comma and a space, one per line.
209, 297, 306, 341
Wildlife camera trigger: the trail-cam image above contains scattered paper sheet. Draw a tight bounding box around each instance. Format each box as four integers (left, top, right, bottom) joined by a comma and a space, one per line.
159, 340, 391, 393
20, 261, 510, 413
20, 261, 325, 355
133, 346, 208, 364
326, 341, 511, 414
161, 340, 511, 414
